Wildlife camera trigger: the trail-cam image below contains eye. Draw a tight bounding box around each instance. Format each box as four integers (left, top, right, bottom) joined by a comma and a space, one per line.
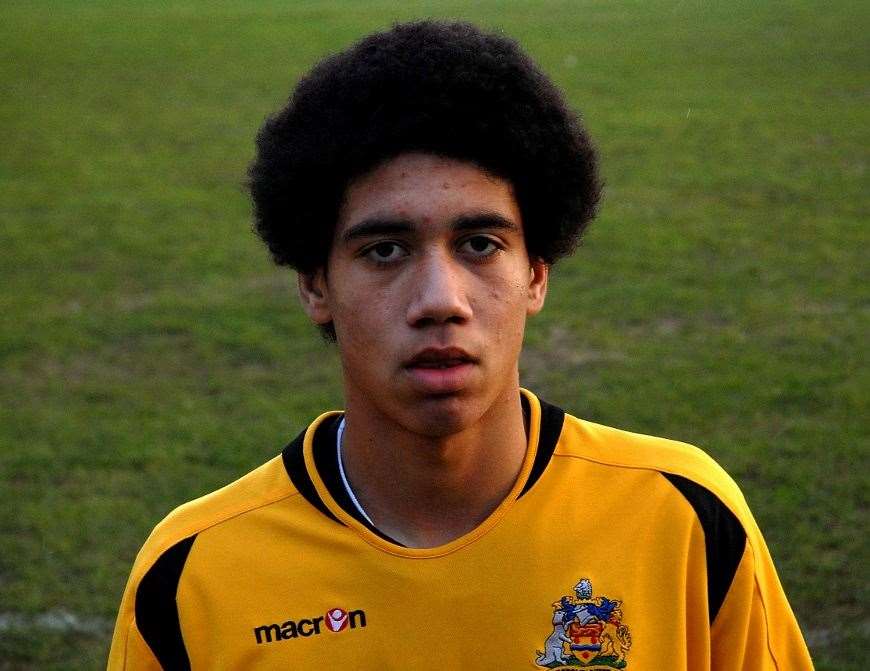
459, 235, 500, 258
363, 241, 407, 264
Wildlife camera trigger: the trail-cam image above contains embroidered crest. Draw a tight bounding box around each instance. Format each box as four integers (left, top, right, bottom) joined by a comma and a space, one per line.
535, 578, 632, 669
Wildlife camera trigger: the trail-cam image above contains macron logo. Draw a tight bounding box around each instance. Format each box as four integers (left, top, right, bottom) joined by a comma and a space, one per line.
325, 607, 349, 632
253, 607, 366, 644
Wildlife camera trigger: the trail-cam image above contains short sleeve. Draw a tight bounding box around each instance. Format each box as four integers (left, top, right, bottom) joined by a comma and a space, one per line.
710, 527, 814, 670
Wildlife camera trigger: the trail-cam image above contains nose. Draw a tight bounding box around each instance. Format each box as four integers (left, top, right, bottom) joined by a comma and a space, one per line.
405, 249, 473, 328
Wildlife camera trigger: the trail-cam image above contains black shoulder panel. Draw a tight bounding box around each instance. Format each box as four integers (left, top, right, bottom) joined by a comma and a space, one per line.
662, 473, 747, 623
518, 395, 565, 498
281, 425, 341, 524
135, 534, 196, 670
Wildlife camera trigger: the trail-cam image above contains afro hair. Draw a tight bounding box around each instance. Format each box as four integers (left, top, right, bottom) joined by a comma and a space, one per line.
248, 20, 600, 280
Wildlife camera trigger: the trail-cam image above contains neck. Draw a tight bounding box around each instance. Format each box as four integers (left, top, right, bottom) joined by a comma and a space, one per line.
340, 385, 529, 548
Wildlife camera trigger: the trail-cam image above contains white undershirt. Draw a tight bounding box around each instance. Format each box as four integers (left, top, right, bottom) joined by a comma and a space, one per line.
336, 417, 375, 526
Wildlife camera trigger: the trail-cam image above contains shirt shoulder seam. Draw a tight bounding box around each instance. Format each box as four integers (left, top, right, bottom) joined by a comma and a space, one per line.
551, 449, 742, 513
748, 541, 783, 670
140, 489, 304, 569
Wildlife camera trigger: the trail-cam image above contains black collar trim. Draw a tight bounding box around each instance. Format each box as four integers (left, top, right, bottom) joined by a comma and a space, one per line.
518, 395, 565, 498
280, 392, 566, 537
311, 414, 406, 546
281, 417, 404, 545
281, 427, 341, 525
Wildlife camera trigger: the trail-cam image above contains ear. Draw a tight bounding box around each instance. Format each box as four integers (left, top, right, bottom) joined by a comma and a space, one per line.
297, 269, 333, 325
526, 258, 549, 317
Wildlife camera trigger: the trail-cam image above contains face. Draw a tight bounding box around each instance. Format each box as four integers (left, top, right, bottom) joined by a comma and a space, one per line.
299, 153, 548, 436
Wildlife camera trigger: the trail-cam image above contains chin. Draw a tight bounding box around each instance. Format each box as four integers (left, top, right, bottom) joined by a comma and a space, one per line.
400, 393, 484, 438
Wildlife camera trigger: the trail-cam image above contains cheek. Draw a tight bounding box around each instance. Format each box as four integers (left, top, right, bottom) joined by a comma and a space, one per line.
333, 297, 372, 345
330, 277, 396, 351
479, 273, 531, 344
332, 300, 386, 385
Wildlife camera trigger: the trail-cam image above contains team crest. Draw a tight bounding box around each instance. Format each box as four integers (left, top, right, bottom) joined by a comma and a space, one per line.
535, 578, 632, 669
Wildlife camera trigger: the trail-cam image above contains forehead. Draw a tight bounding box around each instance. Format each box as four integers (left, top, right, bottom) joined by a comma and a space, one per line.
336, 153, 521, 233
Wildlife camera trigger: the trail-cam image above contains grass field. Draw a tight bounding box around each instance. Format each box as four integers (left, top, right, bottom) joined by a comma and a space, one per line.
1, 1, 867, 668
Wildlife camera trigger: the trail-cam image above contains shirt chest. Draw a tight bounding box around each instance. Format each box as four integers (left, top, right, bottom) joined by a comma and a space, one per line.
176, 505, 709, 670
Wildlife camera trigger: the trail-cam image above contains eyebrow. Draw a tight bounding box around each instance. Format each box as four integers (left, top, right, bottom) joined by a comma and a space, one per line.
341, 212, 520, 245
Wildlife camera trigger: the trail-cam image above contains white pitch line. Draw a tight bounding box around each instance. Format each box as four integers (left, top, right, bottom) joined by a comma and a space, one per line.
0, 609, 111, 636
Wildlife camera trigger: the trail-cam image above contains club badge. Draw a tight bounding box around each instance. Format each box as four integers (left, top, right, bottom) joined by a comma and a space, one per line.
535, 578, 632, 669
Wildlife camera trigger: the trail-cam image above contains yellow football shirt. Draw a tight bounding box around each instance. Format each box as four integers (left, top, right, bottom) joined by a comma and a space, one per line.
108, 389, 813, 669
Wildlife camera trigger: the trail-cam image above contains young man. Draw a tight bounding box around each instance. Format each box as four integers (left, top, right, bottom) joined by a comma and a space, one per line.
108, 21, 813, 670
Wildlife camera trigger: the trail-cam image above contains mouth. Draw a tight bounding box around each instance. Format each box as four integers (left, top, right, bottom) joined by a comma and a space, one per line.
403, 347, 478, 393
405, 347, 477, 369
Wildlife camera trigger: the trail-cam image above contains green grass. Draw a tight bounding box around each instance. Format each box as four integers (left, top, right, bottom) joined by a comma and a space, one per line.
1, 1, 867, 668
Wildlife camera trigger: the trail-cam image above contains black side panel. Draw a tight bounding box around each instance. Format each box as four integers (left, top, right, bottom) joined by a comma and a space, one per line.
281, 426, 341, 524
662, 473, 747, 623
518, 396, 565, 498
135, 535, 196, 670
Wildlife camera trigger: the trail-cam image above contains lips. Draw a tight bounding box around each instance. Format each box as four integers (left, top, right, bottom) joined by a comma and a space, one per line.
405, 347, 477, 368
404, 347, 478, 393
